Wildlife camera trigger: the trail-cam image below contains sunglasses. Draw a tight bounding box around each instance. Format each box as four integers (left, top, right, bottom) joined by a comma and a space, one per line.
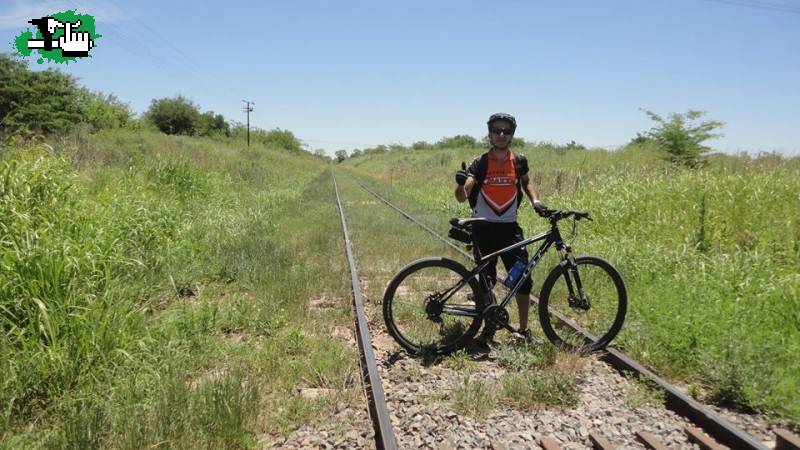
490, 127, 514, 136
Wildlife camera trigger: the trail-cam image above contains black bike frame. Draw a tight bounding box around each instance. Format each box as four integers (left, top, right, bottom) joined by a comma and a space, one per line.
441, 222, 569, 318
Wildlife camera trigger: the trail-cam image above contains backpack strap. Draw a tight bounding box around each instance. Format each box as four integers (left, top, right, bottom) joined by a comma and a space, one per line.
468, 151, 522, 209
468, 153, 489, 209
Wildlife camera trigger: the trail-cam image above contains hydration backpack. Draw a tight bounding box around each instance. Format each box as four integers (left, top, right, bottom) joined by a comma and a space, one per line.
467, 152, 525, 209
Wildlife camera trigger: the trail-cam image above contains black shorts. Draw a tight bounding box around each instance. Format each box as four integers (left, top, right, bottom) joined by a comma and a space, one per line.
471, 221, 533, 295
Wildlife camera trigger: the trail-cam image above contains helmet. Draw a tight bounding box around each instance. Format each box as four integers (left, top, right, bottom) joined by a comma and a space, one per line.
487, 113, 517, 132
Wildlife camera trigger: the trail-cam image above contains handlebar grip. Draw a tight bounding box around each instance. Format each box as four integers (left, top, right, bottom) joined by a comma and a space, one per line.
574, 211, 590, 220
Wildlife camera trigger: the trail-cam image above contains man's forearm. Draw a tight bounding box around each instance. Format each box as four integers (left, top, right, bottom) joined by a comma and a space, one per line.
524, 179, 541, 205
455, 185, 467, 202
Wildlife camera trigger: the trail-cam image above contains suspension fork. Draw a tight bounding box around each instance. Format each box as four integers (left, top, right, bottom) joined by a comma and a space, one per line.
559, 244, 589, 308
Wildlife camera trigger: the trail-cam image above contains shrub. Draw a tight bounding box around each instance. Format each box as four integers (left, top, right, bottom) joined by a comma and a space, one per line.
255, 128, 302, 151
641, 109, 723, 168
78, 89, 132, 131
436, 135, 479, 149
196, 111, 230, 137
411, 141, 433, 150
145, 96, 201, 136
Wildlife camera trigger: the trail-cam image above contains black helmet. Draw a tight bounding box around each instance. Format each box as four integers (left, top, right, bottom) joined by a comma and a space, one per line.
487, 113, 517, 133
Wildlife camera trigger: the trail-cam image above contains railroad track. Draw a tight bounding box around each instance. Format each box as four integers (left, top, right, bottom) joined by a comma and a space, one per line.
333, 170, 799, 450
333, 172, 398, 450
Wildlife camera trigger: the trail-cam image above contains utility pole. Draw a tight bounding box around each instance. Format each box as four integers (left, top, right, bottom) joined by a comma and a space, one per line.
242, 100, 254, 147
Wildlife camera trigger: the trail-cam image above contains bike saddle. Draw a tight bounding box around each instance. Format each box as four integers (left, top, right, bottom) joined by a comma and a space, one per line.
449, 217, 489, 228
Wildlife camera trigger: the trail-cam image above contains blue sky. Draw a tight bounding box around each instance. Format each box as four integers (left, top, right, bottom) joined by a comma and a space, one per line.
2, 0, 799, 155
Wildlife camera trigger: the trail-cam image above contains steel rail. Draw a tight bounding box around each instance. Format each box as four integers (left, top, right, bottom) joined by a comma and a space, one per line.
354, 176, 768, 450
332, 172, 397, 450
356, 180, 473, 260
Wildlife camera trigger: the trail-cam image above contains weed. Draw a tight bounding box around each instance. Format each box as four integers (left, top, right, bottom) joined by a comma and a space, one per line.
499, 371, 579, 410
442, 350, 479, 372
450, 376, 497, 418
624, 374, 666, 409
494, 343, 557, 372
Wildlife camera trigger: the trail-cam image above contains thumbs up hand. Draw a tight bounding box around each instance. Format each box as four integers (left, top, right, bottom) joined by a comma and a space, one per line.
455, 161, 469, 186
58, 20, 94, 55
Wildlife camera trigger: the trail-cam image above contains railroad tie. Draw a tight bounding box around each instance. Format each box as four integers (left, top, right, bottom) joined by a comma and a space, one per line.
636, 431, 671, 450
589, 432, 616, 450
776, 428, 800, 450
685, 426, 725, 450
540, 437, 562, 450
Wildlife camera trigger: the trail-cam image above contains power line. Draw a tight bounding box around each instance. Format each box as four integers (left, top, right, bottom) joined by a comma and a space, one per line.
102, 0, 240, 93
64, 0, 243, 108
699, 0, 800, 15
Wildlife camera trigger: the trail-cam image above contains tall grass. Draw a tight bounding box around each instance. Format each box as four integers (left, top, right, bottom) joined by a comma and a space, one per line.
342, 143, 800, 425
1, 131, 360, 447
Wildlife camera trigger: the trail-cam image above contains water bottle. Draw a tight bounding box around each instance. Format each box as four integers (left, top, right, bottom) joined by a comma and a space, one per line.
502, 260, 526, 289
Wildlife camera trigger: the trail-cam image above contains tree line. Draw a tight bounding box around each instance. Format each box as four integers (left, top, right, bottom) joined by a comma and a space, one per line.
0, 53, 309, 154
2, 52, 724, 166
335, 111, 724, 168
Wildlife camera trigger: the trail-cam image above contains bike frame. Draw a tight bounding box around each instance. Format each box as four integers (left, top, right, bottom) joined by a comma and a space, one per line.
441, 221, 575, 318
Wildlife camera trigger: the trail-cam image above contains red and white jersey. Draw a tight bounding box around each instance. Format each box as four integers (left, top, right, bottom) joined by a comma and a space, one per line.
473, 151, 521, 223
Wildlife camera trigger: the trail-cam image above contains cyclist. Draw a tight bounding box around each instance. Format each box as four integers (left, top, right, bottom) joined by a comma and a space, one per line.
454, 113, 546, 349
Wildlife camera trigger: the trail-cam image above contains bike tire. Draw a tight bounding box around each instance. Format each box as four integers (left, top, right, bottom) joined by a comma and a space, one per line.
383, 257, 483, 355
538, 256, 627, 351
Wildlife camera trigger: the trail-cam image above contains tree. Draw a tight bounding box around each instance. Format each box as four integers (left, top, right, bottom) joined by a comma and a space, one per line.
78, 89, 132, 131
435, 135, 478, 149
145, 96, 200, 135
197, 111, 230, 137
642, 109, 723, 168
0, 53, 83, 135
362, 145, 387, 155
312, 149, 330, 161
628, 132, 651, 146
254, 128, 302, 151
411, 141, 432, 150
334, 150, 348, 163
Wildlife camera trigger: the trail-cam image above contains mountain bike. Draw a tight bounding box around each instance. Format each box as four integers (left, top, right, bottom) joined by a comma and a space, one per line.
382, 208, 627, 355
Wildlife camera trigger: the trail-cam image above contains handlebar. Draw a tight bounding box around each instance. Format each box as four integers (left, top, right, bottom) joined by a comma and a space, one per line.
537, 208, 592, 222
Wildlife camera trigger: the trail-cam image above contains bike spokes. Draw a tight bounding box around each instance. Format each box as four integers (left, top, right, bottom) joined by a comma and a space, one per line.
539, 257, 627, 351
388, 265, 478, 351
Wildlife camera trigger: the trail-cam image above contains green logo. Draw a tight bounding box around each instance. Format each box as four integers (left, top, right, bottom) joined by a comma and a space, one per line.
12, 10, 100, 64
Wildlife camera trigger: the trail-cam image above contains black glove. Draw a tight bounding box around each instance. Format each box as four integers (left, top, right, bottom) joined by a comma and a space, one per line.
533, 201, 549, 217
455, 161, 469, 186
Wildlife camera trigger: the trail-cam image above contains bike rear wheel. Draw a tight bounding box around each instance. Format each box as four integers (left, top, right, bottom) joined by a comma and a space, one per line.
383, 257, 483, 355
538, 256, 627, 351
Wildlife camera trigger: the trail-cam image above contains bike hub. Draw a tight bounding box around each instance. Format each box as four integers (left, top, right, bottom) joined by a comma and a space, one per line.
425, 293, 444, 322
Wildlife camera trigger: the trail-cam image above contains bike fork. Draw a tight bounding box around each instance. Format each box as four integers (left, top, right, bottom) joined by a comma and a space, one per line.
562, 253, 590, 309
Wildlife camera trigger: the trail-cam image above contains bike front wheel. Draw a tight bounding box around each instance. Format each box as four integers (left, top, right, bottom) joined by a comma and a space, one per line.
383, 257, 483, 355
538, 256, 627, 351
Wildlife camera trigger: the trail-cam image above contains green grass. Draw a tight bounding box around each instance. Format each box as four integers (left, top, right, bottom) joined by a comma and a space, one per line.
499, 371, 579, 410
341, 143, 800, 425
1, 131, 360, 448
450, 376, 497, 418
3, 128, 797, 445
494, 342, 558, 372
624, 373, 667, 409
442, 350, 479, 372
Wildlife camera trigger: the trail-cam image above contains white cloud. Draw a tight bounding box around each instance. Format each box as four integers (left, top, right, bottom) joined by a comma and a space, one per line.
0, 0, 127, 30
